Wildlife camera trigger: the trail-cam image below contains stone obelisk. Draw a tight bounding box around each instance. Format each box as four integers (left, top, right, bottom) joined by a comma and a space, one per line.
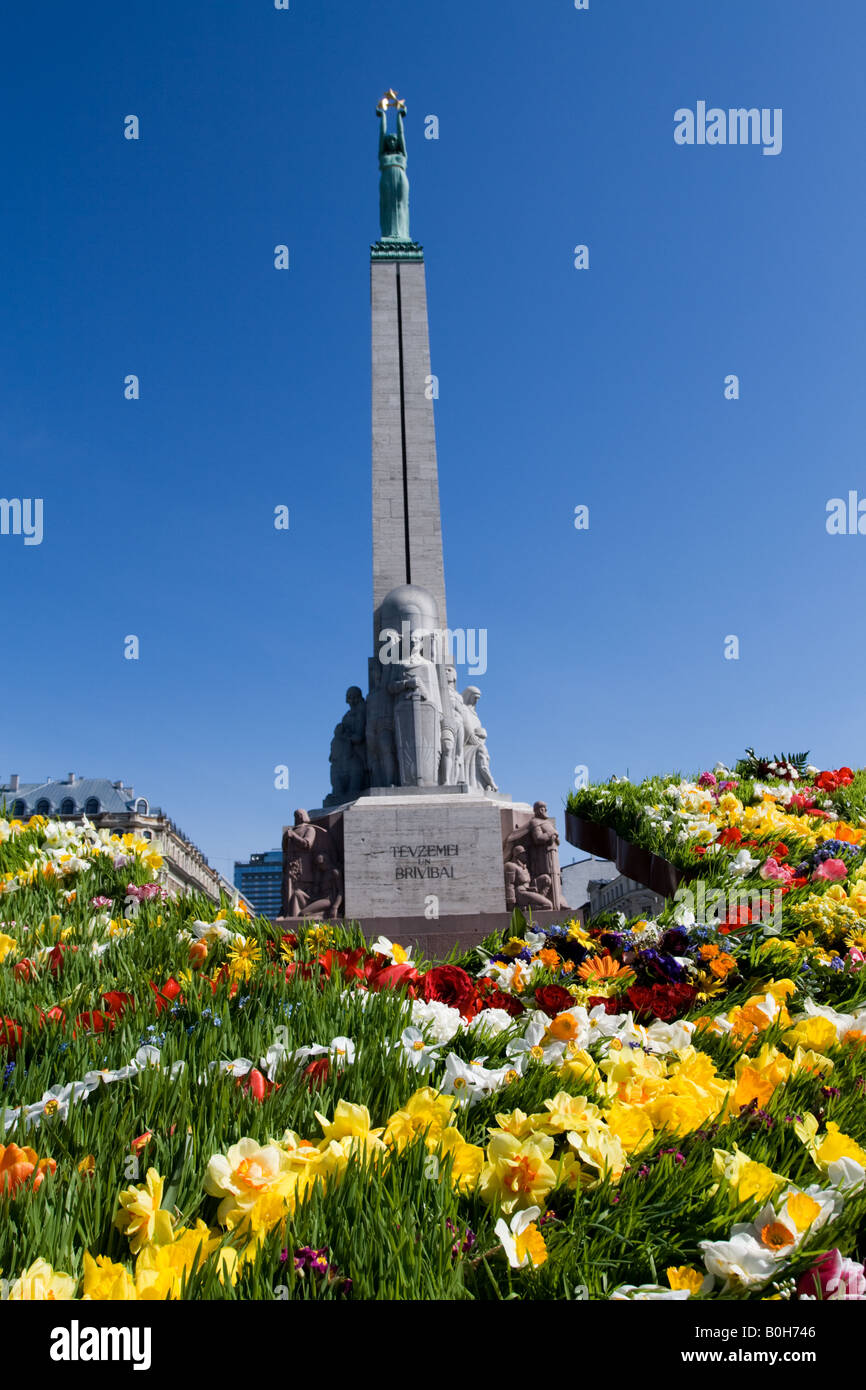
283, 92, 570, 941
370, 90, 447, 635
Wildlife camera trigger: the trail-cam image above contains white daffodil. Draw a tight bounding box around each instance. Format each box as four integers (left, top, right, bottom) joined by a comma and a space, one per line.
494, 1206, 547, 1269
260, 1042, 288, 1082
699, 1231, 780, 1289
291, 1036, 356, 1070
24, 1081, 91, 1126
827, 1157, 866, 1193
189, 918, 236, 944
133, 1045, 164, 1070
506, 1015, 566, 1067
438, 1052, 488, 1102
398, 1026, 442, 1072
1, 1106, 22, 1137
82, 1062, 137, 1089
643, 1018, 696, 1053
223, 1057, 254, 1078
369, 934, 413, 965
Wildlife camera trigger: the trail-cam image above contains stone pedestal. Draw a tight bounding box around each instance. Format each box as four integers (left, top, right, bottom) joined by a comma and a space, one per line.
337, 790, 529, 920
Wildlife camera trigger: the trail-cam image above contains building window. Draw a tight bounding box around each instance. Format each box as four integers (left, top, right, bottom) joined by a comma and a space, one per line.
134, 798, 149, 815
36, 799, 51, 815
60, 798, 76, 815
84, 797, 101, 816
12, 800, 27, 817
142, 830, 153, 842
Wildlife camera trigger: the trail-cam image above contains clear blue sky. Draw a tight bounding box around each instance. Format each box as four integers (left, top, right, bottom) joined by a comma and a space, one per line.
2, 0, 864, 881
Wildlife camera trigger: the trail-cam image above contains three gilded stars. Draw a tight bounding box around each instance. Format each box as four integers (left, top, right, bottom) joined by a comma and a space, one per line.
377, 88, 406, 112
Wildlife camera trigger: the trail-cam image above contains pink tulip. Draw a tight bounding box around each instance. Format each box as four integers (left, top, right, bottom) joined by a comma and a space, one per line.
797, 1249, 866, 1300
812, 859, 848, 882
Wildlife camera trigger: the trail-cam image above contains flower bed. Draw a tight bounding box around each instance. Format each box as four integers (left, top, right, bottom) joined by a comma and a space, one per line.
0, 803, 864, 1302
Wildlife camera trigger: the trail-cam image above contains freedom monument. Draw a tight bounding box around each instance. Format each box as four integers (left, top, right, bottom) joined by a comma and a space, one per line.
279, 93, 568, 948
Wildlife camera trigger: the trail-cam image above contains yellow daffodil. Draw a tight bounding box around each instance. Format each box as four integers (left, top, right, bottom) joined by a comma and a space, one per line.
494, 1207, 548, 1268
480, 1131, 558, 1212
114, 1168, 175, 1254
783, 1016, 838, 1054
531, 1091, 603, 1136
606, 1103, 655, 1154
135, 1221, 228, 1299
711, 1146, 787, 1206
566, 1121, 627, 1185
384, 1087, 458, 1150
8, 1258, 77, 1300
438, 1127, 484, 1193
81, 1252, 138, 1301
315, 1101, 383, 1145
205, 1139, 295, 1230
667, 1265, 706, 1295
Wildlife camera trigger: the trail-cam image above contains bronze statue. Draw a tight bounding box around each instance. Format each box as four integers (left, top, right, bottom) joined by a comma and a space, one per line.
377, 91, 410, 242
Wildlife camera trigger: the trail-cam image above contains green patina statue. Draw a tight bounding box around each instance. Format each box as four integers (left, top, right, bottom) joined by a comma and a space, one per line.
377, 90, 410, 242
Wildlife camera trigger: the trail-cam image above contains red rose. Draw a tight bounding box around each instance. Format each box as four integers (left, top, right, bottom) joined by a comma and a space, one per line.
0, 1016, 22, 1054
477, 981, 525, 1017
626, 982, 697, 1023
587, 995, 623, 1016
534, 984, 574, 1017
418, 965, 479, 1020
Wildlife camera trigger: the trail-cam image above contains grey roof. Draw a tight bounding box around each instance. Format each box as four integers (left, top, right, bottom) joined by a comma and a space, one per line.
561, 856, 617, 907
0, 777, 147, 815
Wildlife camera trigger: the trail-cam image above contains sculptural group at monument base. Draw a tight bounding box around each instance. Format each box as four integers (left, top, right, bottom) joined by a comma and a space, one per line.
281, 808, 344, 920
503, 801, 569, 912
324, 582, 499, 804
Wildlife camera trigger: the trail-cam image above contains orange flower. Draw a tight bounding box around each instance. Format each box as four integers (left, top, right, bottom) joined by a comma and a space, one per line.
732, 1068, 774, 1110
844, 1030, 866, 1049
537, 949, 561, 970
188, 940, 208, 969
0, 1143, 56, 1195
709, 952, 737, 979
759, 1221, 794, 1251
699, 944, 720, 961
577, 955, 634, 982
547, 1012, 581, 1042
